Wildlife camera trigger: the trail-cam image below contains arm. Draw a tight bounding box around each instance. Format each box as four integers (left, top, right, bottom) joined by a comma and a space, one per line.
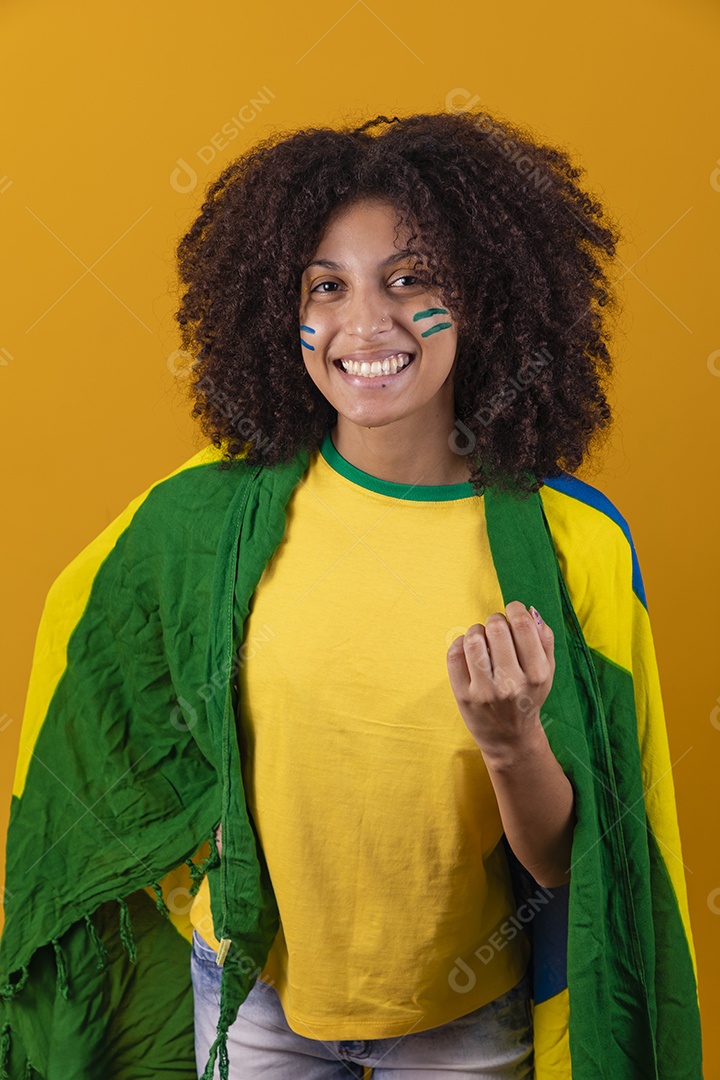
447, 600, 576, 888
482, 722, 575, 887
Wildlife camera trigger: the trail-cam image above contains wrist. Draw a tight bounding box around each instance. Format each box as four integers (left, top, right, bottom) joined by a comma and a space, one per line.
476, 718, 550, 772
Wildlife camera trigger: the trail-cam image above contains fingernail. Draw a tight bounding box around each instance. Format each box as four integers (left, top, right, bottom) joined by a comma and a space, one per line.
529, 605, 543, 627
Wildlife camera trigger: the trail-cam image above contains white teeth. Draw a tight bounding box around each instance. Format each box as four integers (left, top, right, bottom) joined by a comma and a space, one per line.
340, 352, 413, 377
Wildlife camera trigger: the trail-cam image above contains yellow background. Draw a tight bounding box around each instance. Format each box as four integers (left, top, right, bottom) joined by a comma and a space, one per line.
1, 0, 718, 1070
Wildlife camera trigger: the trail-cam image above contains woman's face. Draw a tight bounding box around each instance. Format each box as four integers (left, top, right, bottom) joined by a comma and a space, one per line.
298, 198, 459, 436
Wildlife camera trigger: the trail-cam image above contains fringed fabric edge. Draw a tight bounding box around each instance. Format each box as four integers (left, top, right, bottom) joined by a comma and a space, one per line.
0, 1021, 11, 1080
0, 827, 221, 1077
150, 881, 172, 919
0, 966, 28, 1004
187, 827, 222, 898
3, 822, 220, 990
50, 940, 69, 1001
83, 913, 108, 971
116, 898, 138, 965
0, 1019, 47, 1079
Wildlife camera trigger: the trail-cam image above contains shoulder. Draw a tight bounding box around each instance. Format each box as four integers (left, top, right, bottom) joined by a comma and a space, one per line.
538, 472, 649, 670
132, 445, 255, 532
539, 471, 646, 609
46, 445, 255, 610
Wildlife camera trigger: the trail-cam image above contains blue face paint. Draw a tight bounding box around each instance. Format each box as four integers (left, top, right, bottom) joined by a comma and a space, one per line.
412, 308, 452, 338
300, 324, 316, 351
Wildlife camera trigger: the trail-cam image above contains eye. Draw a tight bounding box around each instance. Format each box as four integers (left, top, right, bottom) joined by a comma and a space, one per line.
310, 280, 340, 294
308, 273, 429, 294
390, 274, 427, 288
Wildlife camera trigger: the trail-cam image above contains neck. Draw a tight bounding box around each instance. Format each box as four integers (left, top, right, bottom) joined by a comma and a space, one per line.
331, 415, 472, 487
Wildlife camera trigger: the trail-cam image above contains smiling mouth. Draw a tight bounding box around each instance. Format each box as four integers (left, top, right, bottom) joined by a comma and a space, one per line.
334, 352, 416, 378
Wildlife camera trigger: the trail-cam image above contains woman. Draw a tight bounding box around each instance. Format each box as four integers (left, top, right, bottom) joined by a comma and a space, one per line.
0, 112, 701, 1080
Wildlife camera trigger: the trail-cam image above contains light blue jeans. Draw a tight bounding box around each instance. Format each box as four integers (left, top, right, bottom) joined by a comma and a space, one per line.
191, 930, 534, 1079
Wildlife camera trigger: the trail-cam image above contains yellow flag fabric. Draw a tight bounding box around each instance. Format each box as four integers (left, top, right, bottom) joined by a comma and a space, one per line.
0, 438, 702, 1078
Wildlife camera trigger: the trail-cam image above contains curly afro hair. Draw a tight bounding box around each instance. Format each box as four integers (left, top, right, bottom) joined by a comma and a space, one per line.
174, 109, 622, 495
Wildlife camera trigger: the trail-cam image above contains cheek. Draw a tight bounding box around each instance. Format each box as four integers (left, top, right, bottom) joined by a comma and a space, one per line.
298, 322, 318, 354
427, 328, 459, 385
419, 319, 455, 344
301, 352, 330, 395
421, 321, 457, 356
298, 299, 335, 343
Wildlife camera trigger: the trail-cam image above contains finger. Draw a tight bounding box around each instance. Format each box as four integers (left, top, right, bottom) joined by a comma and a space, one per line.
482, 612, 522, 680
463, 624, 494, 678
503, 602, 550, 681
528, 604, 555, 664
505, 600, 557, 682
446, 634, 471, 693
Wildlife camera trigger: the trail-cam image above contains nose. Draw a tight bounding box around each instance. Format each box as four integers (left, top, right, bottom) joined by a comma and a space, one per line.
343, 287, 390, 336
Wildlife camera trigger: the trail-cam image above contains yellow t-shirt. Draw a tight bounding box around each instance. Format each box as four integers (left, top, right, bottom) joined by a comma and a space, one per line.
191, 432, 530, 1039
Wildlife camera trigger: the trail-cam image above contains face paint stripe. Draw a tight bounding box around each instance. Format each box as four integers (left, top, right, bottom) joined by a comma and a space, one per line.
300, 325, 316, 333
300, 339, 315, 351
413, 308, 449, 321
420, 322, 453, 338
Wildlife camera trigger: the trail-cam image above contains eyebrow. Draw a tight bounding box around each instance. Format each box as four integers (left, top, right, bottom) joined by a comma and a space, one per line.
304, 249, 417, 272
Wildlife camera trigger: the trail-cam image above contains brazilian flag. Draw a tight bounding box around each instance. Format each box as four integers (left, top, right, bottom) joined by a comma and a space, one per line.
0, 443, 703, 1078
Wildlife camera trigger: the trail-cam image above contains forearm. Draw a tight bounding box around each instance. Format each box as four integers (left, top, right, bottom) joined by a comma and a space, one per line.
481, 723, 576, 888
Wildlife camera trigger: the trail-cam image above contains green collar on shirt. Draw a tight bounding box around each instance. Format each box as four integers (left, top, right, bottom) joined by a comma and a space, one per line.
319, 431, 477, 501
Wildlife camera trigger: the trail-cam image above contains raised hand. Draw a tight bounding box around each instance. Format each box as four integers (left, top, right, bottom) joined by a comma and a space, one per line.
446, 601, 555, 766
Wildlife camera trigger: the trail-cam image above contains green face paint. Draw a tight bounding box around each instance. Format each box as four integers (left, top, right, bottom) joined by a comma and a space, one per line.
413, 308, 452, 338
413, 308, 449, 321
420, 321, 452, 338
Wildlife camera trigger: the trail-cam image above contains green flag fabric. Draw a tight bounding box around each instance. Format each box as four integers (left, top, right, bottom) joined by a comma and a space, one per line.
0, 444, 702, 1078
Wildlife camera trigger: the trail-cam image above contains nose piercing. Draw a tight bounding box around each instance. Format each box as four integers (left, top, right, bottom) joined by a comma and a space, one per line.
353, 315, 388, 331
